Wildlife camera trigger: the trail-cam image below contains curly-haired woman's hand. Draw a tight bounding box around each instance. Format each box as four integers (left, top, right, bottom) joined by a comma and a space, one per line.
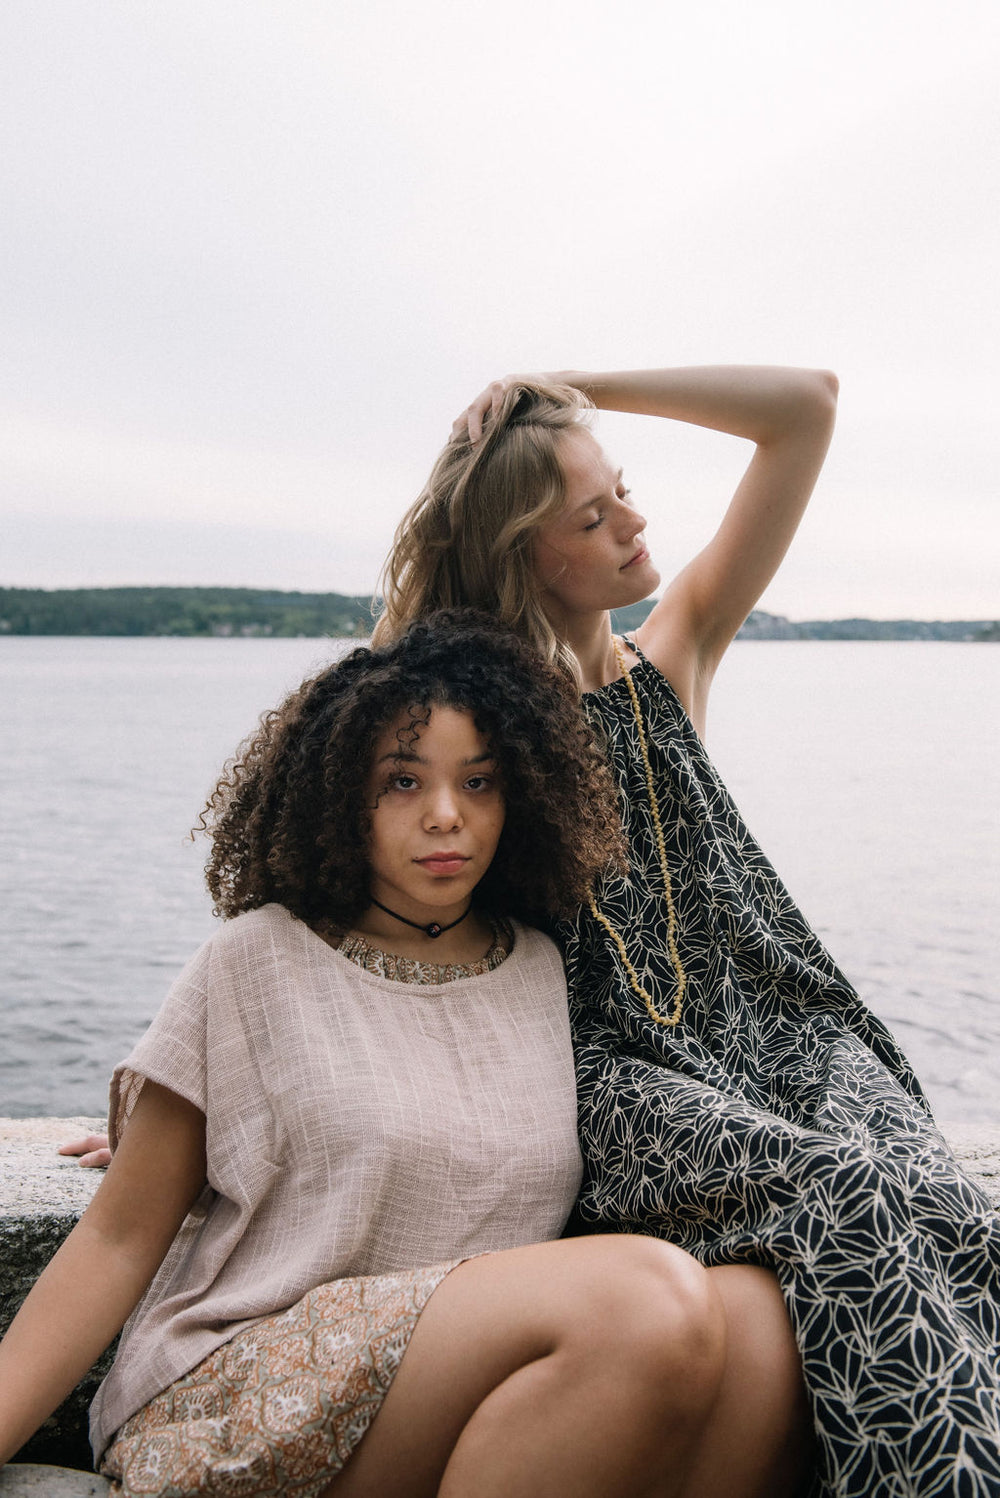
58, 1132, 111, 1169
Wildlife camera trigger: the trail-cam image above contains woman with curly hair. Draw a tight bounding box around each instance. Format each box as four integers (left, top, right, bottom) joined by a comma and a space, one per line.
372, 369, 1000, 1498
0, 611, 810, 1498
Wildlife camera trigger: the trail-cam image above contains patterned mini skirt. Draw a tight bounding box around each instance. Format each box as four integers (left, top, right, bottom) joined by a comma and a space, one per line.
100, 1259, 463, 1498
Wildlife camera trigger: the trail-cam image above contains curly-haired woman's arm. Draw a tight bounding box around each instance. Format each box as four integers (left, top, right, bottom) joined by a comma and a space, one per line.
0, 1083, 205, 1465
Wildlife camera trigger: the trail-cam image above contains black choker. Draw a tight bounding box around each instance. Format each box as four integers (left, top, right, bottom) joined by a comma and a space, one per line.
369, 896, 472, 940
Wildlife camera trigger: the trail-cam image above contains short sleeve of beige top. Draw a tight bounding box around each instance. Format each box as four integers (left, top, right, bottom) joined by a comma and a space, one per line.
90, 904, 583, 1458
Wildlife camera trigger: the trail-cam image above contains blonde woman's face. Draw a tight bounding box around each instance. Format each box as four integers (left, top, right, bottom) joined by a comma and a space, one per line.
532, 428, 660, 618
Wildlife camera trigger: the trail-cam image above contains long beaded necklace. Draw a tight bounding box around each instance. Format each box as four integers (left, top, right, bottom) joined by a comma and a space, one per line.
585, 637, 687, 1028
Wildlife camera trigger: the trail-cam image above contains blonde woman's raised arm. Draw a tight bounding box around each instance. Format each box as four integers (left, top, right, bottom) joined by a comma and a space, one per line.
0, 1081, 206, 1466
568, 365, 838, 720
450, 364, 836, 730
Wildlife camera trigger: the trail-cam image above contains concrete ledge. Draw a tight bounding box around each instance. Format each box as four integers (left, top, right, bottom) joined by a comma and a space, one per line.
0, 1466, 110, 1496
3, 1114, 999, 1478
935, 1121, 1000, 1204
1, 1120, 111, 1474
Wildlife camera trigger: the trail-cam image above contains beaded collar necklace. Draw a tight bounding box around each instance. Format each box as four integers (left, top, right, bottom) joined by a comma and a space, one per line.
585, 637, 687, 1028
338, 920, 510, 985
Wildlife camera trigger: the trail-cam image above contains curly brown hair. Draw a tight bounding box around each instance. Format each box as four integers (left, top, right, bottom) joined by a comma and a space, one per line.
201, 610, 625, 932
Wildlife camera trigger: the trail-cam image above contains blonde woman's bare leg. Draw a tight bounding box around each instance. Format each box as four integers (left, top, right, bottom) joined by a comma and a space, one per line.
680, 1265, 814, 1498
327, 1234, 726, 1498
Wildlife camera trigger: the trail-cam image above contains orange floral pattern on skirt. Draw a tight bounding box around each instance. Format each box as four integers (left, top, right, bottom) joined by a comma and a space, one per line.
100, 1259, 463, 1497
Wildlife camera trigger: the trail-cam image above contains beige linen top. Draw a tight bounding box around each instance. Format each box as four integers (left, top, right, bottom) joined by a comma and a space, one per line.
90, 904, 582, 1457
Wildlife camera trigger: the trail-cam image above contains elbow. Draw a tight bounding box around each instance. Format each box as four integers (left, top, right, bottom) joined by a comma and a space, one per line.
816, 368, 839, 403
800, 368, 839, 433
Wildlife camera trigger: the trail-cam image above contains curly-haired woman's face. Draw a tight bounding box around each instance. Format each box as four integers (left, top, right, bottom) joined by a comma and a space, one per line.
364, 705, 505, 923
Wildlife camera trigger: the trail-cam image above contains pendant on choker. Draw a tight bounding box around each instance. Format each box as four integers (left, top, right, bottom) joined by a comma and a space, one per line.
369, 896, 472, 939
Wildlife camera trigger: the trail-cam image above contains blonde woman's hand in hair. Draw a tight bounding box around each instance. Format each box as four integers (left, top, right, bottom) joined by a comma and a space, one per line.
451, 371, 591, 443
451, 378, 517, 444
450, 372, 574, 444
58, 1132, 112, 1168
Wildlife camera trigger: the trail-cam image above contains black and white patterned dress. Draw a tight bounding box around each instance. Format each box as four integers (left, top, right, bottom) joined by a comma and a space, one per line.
560, 644, 1000, 1498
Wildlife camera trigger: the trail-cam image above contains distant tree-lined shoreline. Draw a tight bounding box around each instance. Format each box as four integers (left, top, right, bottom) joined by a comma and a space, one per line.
0, 587, 376, 638
0, 588, 996, 641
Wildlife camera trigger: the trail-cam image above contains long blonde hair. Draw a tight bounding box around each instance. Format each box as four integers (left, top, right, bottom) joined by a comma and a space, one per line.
373, 382, 593, 679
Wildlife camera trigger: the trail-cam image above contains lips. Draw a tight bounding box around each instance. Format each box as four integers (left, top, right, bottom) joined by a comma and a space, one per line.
621, 543, 649, 570
416, 854, 470, 876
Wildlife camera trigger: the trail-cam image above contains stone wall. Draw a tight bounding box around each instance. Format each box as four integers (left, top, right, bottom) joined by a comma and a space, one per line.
1, 1120, 112, 1471
3, 1115, 999, 1474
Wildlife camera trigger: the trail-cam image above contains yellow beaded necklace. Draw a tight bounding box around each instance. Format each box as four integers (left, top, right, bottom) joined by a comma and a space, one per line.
585, 636, 687, 1028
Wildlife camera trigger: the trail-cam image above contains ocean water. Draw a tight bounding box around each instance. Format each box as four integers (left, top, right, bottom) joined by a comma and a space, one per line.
1, 637, 997, 1123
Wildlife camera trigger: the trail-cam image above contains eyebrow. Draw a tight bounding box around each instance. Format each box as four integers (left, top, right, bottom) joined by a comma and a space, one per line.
376, 750, 497, 766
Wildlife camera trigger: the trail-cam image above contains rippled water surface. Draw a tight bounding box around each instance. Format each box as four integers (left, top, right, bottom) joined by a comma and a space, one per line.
2, 637, 998, 1123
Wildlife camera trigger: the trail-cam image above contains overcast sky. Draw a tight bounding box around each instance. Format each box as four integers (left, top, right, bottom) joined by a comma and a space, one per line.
2, 0, 998, 618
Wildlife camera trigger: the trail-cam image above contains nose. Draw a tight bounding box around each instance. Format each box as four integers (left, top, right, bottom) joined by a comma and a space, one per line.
423, 787, 462, 832
616, 500, 647, 540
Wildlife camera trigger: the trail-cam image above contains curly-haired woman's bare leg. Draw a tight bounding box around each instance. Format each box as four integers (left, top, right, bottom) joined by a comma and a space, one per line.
326, 1233, 727, 1498
680, 1264, 814, 1498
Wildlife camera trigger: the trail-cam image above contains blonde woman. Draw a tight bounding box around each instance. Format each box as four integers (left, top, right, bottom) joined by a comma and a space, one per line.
373, 369, 1000, 1498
